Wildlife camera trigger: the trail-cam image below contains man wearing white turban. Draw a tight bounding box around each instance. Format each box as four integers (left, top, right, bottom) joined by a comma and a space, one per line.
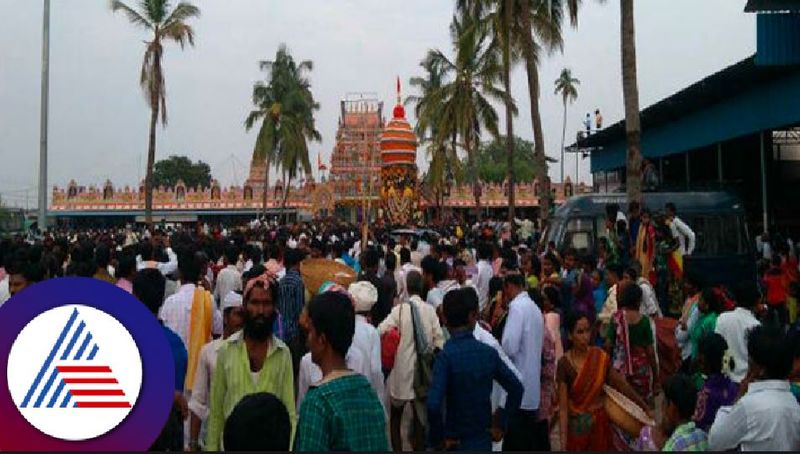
348, 281, 387, 413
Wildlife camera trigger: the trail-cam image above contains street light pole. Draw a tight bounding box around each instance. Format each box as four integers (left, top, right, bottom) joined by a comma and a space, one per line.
38, 0, 51, 232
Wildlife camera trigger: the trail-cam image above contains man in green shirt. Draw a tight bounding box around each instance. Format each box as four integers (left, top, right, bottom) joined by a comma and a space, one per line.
294, 291, 388, 451
205, 273, 295, 451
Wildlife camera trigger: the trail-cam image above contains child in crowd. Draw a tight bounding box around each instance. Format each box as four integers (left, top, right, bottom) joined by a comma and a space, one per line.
591, 269, 607, 316
691, 333, 738, 432
637, 374, 708, 452
763, 255, 788, 326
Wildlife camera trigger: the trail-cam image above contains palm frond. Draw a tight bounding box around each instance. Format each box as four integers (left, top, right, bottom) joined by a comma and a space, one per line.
110, 0, 153, 30
160, 21, 195, 48
162, 1, 200, 26
141, 0, 168, 24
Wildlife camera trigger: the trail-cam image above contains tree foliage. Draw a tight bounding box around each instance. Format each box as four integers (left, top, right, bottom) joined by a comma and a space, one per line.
244, 45, 321, 219
152, 155, 212, 189
465, 136, 543, 184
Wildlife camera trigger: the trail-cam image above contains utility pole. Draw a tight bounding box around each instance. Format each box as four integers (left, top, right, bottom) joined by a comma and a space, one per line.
38, 0, 51, 232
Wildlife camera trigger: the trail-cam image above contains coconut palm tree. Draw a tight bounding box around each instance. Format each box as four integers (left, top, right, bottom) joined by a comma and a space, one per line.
621, 0, 642, 204
426, 14, 508, 219
407, 55, 450, 221
554, 68, 579, 182
459, 0, 566, 223
245, 45, 321, 222
458, 0, 518, 222
514, 0, 573, 224
245, 80, 278, 218
110, 0, 200, 226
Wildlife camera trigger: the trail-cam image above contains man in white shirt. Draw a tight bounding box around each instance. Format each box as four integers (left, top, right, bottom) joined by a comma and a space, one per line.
714, 284, 761, 383
422, 256, 458, 310
709, 325, 800, 451
187, 291, 244, 451
622, 266, 661, 318
159, 252, 223, 351
213, 245, 242, 308
378, 271, 444, 451
347, 281, 386, 412
241, 244, 263, 274
474, 242, 494, 312
136, 241, 178, 276
500, 273, 546, 451
514, 218, 535, 244
665, 203, 696, 256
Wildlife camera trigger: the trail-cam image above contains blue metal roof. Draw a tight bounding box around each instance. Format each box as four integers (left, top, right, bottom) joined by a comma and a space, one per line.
576, 57, 800, 172
745, 0, 800, 12
554, 191, 745, 218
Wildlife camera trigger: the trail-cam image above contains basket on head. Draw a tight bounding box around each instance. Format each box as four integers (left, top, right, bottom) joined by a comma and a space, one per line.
603, 385, 654, 437
300, 258, 358, 296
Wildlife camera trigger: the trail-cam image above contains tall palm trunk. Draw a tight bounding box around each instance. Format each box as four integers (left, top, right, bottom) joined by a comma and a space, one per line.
144, 87, 159, 227
282, 181, 291, 224
561, 98, 567, 183
503, 0, 516, 225
621, 0, 642, 205
281, 170, 289, 224
465, 136, 481, 221
520, 0, 551, 225
261, 154, 271, 220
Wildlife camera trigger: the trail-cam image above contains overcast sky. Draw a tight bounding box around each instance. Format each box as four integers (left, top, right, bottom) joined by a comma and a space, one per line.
0, 0, 755, 208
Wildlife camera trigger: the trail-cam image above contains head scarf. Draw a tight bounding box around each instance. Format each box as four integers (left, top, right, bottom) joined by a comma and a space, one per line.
243, 269, 277, 302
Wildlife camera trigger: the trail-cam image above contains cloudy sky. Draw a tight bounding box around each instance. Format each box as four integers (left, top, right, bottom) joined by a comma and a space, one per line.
0, 0, 754, 208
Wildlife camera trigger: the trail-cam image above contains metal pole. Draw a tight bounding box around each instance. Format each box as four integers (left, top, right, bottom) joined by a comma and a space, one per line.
760, 131, 768, 233
38, 0, 50, 232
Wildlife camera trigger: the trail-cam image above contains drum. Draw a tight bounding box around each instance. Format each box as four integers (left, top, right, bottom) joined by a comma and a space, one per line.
603, 385, 654, 436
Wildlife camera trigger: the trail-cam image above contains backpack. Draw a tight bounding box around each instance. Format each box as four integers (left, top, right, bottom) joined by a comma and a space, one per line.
410, 301, 435, 400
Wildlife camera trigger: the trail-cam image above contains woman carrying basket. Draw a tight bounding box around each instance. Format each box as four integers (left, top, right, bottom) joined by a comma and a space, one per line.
557, 312, 648, 451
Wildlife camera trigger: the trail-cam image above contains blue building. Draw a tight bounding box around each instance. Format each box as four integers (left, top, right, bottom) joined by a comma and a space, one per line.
575, 1, 800, 234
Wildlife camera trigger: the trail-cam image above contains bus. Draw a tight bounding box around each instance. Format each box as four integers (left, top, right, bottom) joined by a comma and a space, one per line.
542, 191, 756, 290
0, 208, 27, 238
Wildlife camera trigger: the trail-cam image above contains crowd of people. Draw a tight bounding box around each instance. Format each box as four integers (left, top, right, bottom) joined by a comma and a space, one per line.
0, 208, 799, 452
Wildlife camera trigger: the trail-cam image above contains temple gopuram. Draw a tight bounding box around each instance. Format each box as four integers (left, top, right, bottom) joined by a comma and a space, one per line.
50, 81, 590, 226
328, 94, 384, 223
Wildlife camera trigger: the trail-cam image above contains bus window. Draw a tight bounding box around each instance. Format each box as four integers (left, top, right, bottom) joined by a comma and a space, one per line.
564, 217, 594, 255
719, 215, 745, 255
564, 231, 592, 255
689, 215, 746, 256
596, 216, 610, 241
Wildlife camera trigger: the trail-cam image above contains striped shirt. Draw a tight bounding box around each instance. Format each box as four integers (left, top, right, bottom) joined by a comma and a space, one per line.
278, 269, 305, 340
205, 333, 295, 450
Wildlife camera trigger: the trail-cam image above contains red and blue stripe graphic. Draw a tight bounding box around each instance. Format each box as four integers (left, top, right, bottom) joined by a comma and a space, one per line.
20, 308, 131, 409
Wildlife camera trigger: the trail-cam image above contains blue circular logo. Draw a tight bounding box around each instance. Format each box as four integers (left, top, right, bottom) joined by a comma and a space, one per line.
0, 277, 174, 450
